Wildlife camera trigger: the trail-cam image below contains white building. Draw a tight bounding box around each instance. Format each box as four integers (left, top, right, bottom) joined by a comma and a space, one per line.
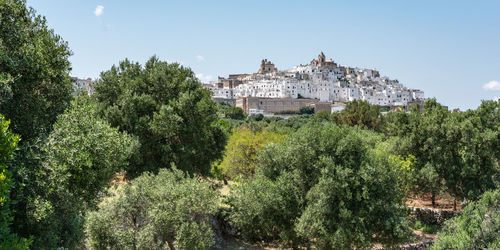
207, 52, 424, 107
71, 77, 94, 95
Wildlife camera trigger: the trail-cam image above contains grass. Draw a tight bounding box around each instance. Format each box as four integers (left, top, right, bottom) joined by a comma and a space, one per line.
412, 220, 439, 234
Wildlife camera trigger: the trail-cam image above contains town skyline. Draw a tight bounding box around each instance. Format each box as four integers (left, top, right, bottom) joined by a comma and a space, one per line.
27, 0, 500, 110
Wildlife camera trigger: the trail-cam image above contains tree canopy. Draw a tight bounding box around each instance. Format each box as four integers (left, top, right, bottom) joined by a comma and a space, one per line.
93, 57, 227, 178
218, 127, 286, 180
331, 100, 382, 130
229, 122, 411, 248
0, 0, 73, 141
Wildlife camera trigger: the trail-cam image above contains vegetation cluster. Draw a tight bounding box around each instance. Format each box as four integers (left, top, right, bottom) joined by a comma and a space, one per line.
1, 1, 499, 249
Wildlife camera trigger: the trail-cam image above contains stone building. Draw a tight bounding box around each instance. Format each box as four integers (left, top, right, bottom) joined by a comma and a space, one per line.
210, 52, 424, 108
71, 77, 93, 95
236, 97, 319, 114
258, 59, 277, 74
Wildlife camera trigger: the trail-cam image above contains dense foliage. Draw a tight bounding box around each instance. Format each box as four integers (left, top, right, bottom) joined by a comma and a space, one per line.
433, 189, 500, 249
12, 99, 136, 248
85, 168, 219, 250
383, 99, 500, 204
43, 98, 136, 206
218, 127, 287, 180
229, 123, 411, 248
331, 100, 382, 130
0, 0, 73, 141
224, 106, 246, 120
0, 116, 30, 248
2, 1, 499, 248
93, 57, 226, 178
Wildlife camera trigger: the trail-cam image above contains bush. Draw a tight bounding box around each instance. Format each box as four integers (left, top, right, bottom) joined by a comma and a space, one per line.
85, 168, 219, 249
432, 189, 500, 249
228, 174, 300, 243
421, 225, 438, 234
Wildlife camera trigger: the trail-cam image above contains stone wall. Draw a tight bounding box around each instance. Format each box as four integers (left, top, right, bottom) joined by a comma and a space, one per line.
408, 206, 461, 226
372, 240, 434, 250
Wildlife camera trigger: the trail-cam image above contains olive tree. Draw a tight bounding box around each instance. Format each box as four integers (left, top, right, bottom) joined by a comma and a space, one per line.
16, 98, 136, 249
85, 168, 219, 249
229, 122, 411, 248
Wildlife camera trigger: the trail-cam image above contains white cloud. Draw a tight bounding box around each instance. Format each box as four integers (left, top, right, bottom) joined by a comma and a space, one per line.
195, 73, 213, 83
94, 5, 104, 16
483, 80, 500, 91
196, 55, 205, 62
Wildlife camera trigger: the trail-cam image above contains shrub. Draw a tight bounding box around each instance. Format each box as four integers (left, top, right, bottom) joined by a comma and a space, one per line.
432, 189, 500, 249
85, 168, 219, 249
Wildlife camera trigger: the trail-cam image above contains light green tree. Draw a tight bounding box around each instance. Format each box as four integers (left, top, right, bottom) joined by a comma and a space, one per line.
0, 115, 30, 248
219, 127, 287, 180
16, 98, 136, 249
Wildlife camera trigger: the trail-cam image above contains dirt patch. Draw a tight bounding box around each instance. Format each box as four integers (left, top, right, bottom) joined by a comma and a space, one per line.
407, 193, 462, 211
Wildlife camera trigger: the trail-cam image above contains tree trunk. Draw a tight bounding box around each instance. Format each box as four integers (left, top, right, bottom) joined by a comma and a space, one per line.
431, 193, 436, 207
453, 198, 457, 211
167, 238, 176, 250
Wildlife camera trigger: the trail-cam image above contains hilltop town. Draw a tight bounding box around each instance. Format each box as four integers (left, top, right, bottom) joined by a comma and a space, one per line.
205, 52, 424, 115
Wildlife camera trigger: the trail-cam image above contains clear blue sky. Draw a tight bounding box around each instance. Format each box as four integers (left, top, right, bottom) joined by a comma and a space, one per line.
27, 0, 500, 110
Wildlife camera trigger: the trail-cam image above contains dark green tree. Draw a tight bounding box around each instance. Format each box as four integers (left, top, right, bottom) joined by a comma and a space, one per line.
0, 0, 74, 246
224, 106, 247, 120
0, 0, 73, 141
299, 106, 314, 115
331, 100, 382, 130
93, 57, 227, 178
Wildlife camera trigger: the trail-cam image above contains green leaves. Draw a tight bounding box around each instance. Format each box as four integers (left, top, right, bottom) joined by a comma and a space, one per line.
85, 168, 219, 249
229, 122, 411, 248
0, 115, 29, 248
224, 106, 246, 120
43, 98, 137, 206
332, 100, 382, 130
94, 56, 227, 178
433, 188, 500, 249
0, 0, 73, 142
384, 99, 500, 202
218, 127, 287, 180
